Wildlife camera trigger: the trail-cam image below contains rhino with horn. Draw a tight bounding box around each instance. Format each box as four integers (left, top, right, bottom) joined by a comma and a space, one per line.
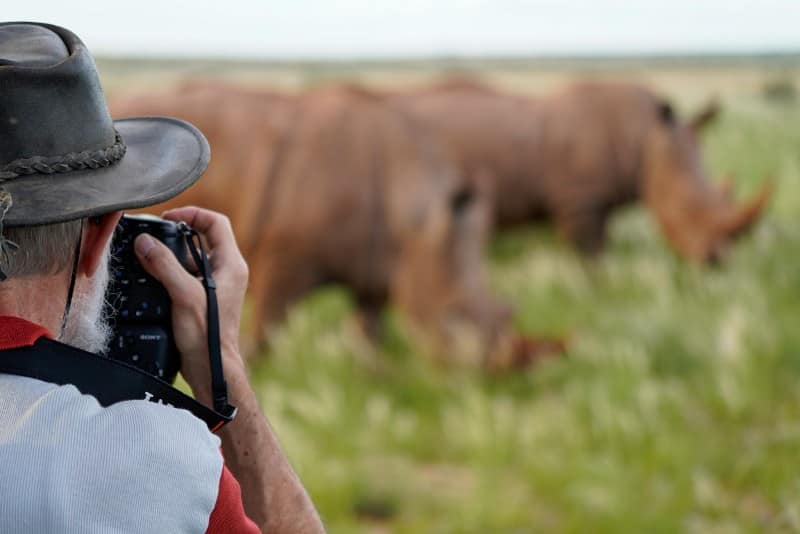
391, 80, 772, 263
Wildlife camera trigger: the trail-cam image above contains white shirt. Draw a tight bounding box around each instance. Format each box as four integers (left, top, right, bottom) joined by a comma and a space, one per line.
0, 374, 223, 533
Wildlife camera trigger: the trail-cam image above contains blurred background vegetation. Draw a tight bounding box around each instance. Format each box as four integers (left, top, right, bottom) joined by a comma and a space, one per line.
99, 55, 800, 532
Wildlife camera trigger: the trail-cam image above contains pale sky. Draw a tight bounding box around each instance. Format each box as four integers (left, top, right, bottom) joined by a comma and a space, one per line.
5, 0, 800, 59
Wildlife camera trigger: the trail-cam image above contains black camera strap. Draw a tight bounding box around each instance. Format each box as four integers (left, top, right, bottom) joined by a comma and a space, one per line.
177, 222, 237, 420
58, 220, 83, 336
0, 337, 234, 432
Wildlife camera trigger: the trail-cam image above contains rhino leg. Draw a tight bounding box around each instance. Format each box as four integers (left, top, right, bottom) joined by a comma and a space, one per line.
355, 296, 387, 342
555, 208, 609, 255
249, 254, 320, 351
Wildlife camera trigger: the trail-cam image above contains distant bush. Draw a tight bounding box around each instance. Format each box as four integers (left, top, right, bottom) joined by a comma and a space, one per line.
761, 76, 797, 103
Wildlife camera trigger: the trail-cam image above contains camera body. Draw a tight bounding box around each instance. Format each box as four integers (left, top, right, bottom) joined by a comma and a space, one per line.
105, 214, 188, 383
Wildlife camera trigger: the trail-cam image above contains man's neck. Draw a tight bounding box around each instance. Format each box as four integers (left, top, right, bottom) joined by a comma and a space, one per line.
0, 274, 70, 335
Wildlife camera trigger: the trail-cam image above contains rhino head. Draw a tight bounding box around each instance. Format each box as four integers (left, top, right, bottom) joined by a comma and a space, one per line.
389, 161, 563, 370
642, 99, 772, 263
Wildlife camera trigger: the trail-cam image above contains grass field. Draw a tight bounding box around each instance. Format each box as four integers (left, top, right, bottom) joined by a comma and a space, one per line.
103, 59, 800, 532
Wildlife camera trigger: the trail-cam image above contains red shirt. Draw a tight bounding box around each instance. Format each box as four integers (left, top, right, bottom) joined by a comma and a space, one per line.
0, 316, 259, 534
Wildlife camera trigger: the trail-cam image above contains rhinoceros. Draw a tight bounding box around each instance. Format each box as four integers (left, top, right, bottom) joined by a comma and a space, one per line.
391, 79, 772, 262
111, 82, 561, 370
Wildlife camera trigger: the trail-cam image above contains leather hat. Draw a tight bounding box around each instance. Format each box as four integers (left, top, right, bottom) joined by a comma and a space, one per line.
0, 22, 209, 227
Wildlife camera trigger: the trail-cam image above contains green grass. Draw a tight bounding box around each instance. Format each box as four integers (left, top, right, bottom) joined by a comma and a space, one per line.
244, 90, 800, 532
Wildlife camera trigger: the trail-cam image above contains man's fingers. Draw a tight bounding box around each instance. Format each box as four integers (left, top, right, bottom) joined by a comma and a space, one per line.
162, 206, 248, 285
134, 233, 202, 307
179, 240, 200, 275
162, 207, 238, 255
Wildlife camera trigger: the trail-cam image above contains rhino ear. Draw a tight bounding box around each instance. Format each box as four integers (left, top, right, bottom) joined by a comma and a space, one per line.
657, 100, 675, 125
450, 185, 475, 215
690, 98, 721, 133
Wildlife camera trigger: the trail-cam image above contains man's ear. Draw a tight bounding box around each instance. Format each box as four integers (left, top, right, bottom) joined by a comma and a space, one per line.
80, 211, 123, 277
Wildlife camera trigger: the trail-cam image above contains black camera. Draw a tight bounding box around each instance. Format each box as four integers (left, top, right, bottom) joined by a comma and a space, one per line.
104, 214, 188, 383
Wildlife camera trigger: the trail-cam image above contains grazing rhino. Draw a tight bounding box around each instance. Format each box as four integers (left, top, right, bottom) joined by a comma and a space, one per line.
111, 82, 561, 370
110, 81, 297, 257
391, 79, 772, 262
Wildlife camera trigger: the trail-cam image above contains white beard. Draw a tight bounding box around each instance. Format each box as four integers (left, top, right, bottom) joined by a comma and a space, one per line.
58, 247, 112, 354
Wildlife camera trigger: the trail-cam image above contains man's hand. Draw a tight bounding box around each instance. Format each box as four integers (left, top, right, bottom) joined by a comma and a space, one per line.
133, 206, 248, 403
134, 206, 325, 533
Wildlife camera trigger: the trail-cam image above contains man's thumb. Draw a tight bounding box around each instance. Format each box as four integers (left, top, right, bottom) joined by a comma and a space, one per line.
134, 233, 157, 260
134, 233, 196, 303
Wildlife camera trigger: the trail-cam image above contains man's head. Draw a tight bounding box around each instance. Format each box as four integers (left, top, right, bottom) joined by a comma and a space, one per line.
0, 22, 209, 350
0, 214, 119, 353
0, 212, 121, 352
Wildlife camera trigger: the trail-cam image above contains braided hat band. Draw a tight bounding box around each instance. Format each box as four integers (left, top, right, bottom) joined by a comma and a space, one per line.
0, 130, 127, 182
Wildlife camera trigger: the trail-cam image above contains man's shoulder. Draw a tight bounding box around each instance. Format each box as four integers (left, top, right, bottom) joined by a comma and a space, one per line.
0, 375, 224, 533
1, 373, 218, 449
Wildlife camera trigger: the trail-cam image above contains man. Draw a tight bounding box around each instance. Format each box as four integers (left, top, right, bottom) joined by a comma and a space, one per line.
0, 22, 324, 533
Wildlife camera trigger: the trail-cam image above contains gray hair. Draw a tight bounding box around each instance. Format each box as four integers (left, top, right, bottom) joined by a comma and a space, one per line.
1, 220, 83, 278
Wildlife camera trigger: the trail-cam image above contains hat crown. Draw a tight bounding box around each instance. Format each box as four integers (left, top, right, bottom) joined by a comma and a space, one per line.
0, 22, 209, 229
0, 22, 116, 167
0, 23, 68, 67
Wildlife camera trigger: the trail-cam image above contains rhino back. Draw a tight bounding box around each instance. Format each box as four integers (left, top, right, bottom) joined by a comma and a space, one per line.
394, 81, 664, 226
259, 86, 456, 299
393, 85, 549, 225
109, 82, 297, 256
535, 82, 660, 217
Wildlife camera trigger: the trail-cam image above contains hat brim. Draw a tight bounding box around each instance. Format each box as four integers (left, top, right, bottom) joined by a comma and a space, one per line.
2, 116, 209, 227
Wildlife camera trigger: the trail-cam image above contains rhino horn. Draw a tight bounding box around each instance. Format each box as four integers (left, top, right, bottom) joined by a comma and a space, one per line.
721, 178, 774, 239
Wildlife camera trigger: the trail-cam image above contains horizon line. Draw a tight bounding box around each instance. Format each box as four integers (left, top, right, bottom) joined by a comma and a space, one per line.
94, 49, 800, 65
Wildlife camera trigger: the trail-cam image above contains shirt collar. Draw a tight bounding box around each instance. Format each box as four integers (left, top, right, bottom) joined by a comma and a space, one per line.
0, 316, 53, 350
